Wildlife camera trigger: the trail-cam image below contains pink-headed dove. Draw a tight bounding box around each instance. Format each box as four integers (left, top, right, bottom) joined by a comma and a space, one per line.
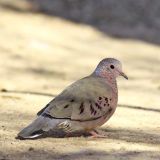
17, 58, 128, 139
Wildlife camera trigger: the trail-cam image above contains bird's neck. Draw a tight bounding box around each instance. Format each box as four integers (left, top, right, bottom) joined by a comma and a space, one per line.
93, 70, 118, 93
106, 76, 118, 93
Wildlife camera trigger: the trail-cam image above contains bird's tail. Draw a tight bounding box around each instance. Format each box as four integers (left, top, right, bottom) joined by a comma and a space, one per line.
16, 116, 63, 139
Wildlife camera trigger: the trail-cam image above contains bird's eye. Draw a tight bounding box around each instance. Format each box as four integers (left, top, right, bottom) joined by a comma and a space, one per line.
110, 65, 115, 69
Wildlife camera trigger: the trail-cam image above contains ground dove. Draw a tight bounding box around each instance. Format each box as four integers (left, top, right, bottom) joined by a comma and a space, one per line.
17, 58, 128, 139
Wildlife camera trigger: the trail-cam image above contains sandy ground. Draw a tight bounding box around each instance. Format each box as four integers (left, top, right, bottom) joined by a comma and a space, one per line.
0, 7, 160, 160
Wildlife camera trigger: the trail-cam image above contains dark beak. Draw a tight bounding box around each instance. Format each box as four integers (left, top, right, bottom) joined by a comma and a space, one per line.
120, 71, 128, 80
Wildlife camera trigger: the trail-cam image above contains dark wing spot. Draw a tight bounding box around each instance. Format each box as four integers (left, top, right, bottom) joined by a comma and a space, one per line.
99, 97, 102, 100
95, 102, 102, 110
70, 99, 75, 102
110, 98, 112, 101
90, 103, 95, 114
79, 102, 84, 114
105, 97, 108, 103
99, 101, 102, 105
108, 108, 113, 113
94, 110, 97, 115
37, 103, 50, 116
64, 104, 69, 109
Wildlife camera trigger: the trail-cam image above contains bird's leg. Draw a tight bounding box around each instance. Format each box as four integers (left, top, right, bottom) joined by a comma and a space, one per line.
89, 129, 107, 138
65, 131, 83, 137
65, 132, 72, 137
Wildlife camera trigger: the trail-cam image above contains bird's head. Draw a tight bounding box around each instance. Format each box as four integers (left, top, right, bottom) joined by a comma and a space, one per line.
94, 58, 128, 80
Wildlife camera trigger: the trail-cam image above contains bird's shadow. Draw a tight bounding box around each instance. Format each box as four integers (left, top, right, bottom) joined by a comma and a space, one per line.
16, 127, 160, 146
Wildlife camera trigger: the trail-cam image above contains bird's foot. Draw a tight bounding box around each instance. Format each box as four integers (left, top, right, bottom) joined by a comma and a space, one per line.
89, 130, 107, 138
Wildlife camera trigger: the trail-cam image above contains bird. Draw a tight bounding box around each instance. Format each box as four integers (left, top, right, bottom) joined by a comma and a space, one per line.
17, 58, 128, 139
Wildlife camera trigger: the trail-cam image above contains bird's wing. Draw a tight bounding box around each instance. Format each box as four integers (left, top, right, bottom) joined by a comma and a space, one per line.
37, 76, 114, 121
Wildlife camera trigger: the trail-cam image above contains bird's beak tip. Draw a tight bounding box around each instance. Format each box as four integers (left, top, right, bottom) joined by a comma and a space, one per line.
120, 72, 128, 80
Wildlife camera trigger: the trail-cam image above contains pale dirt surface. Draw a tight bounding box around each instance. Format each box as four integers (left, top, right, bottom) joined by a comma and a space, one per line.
0, 7, 160, 160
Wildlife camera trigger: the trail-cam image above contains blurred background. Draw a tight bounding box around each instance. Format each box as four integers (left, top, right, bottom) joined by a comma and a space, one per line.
0, 0, 160, 160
